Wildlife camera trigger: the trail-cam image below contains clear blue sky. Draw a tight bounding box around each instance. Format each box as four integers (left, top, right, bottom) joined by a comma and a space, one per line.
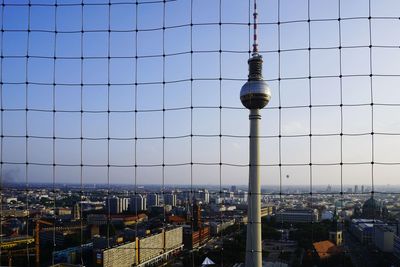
2, 0, 400, 188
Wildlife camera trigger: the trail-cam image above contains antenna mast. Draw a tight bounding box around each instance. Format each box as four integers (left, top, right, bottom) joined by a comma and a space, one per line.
252, 0, 259, 55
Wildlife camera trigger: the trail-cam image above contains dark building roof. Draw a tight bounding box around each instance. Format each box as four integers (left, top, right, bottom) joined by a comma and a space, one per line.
362, 196, 382, 219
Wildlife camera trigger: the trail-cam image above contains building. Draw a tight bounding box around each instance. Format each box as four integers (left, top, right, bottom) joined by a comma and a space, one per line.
119, 198, 129, 213
87, 214, 108, 226
393, 235, 400, 260
374, 225, 395, 252
350, 219, 384, 244
164, 193, 177, 207
313, 240, 341, 260
210, 219, 235, 236
261, 205, 274, 217
40, 230, 77, 247
183, 225, 210, 250
275, 208, 319, 223
193, 200, 201, 231
55, 207, 72, 216
95, 227, 183, 267
106, 196, 129, 214
110, 214, 148, 226
199, 190, 210, 204
106, 197, 118, 214
236, 190, 248, 203
147, 193, 159, 208
329, 224, 343, 246
129, 194, 146, 213
328, 210, 343, 246
362, 196, 383, 219
99, 241, 136, 267
321, 210, 334, 221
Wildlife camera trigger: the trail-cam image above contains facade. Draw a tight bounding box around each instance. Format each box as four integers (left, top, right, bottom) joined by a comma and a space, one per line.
183, 225, 210, 250
101, 242, 136, 267
351, 222, 374, 244
139, 232, 164, 263
164, 193, 177, 207
236, 191, 248, 203
106, 197, 119, 214
199, 190, 210, 204
329, 230, 343, 246
147, 193, 159, 208
129, 194, 147, 213
119, 198, 129, 213
96, 227, 183, 267
275, 208, 319, 223
350, 219, 384, 244
261, 205, 274, 217
374, 225, 395, 252
210, 219, 235, 236
106, 197, 129, 214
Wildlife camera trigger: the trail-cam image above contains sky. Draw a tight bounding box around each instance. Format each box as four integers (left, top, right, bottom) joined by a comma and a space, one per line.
2, 0, 400, 188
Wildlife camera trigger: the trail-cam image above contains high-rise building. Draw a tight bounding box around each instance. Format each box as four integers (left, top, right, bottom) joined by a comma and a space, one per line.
237, 190, 248, 203
120, 198, 129, 213
230, 185, 237, 193
129, 194, 146, 213
106, 196, 129, 214
199, 189, 209, 204
354, 185, 359, 194
147, 193, 159, 208
164, 193, 177, 207
106, 196, 119, 214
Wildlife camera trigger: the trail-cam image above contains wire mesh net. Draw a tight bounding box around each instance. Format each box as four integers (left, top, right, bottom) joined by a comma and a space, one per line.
1, 0, 400, 266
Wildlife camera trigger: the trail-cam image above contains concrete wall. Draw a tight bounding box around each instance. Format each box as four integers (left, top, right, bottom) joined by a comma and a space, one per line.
165, 227, 183, 250
139, 232, 164, 263
103, 242, 136, 267
374, 227, 394, 252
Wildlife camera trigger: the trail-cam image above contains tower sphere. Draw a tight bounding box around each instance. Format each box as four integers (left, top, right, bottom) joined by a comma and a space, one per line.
240, 55, 271, 110
240, 80, 271, 110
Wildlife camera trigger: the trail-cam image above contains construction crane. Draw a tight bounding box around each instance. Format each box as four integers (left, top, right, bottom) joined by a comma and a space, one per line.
35, 219, 53, 267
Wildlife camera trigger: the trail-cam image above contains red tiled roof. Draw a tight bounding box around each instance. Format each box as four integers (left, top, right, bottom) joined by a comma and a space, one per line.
313, 240, 341, 259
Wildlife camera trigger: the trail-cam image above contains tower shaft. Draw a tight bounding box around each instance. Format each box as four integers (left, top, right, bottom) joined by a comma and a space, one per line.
245, 109, 262, 267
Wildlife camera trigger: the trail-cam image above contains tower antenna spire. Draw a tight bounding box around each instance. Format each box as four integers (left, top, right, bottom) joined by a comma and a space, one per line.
252, 0, 259, 55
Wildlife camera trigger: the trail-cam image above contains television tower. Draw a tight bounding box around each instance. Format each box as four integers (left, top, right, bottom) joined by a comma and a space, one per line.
240, 1, 271, 266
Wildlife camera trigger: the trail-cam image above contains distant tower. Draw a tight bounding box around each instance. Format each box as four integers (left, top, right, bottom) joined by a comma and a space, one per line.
240, 1, 272, 266
329, 209, 343, 246
193, 199, 201, 232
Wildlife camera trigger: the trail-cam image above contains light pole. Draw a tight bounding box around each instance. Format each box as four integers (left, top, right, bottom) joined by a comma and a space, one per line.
240, 1, 271, 266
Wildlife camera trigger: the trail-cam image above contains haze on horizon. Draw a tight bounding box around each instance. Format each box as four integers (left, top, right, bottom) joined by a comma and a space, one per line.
2, 0, 400, 189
